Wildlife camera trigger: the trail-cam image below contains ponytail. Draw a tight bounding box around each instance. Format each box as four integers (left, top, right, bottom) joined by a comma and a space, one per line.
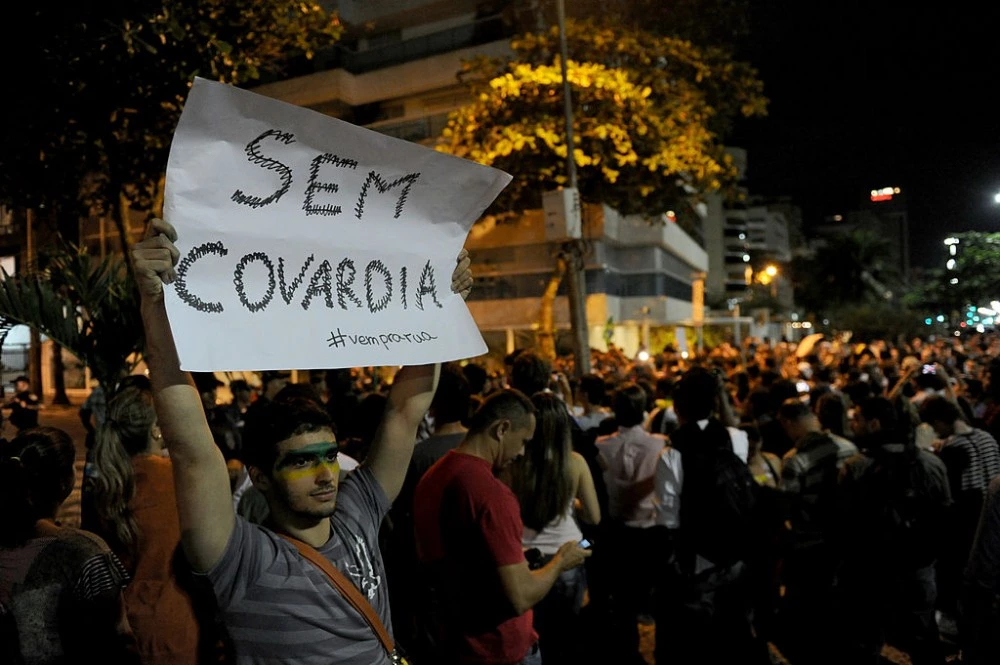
90, 386, 155, 565
92, 421, 140, 562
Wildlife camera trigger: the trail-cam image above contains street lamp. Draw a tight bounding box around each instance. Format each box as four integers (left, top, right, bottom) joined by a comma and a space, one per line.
994, 192, 1000, 204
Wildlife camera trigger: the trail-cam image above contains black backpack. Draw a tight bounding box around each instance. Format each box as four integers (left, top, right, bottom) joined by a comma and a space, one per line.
673, 419, 758, 569
859, 446, 941, 567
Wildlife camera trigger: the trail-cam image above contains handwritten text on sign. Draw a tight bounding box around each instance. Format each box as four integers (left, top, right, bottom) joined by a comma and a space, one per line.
163, 78, 510, 372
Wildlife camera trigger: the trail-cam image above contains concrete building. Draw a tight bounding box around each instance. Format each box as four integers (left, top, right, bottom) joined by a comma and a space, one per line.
466, 204, 707, 359
238, 0, 707, 359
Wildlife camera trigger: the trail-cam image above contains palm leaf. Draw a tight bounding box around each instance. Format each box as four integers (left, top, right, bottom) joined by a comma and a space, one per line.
0, 243, 143, 393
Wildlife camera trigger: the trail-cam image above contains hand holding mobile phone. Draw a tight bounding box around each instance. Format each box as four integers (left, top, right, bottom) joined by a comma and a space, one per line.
578, 538, 592, 550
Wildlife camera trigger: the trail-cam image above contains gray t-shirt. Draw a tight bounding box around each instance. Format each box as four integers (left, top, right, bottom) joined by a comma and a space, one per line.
205, 466, 392, 664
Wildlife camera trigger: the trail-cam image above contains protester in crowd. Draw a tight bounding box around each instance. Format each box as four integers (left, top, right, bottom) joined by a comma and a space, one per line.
645, 376, 677, 436
387, 361, 472, 658
507, 392, 601, 665
961, 475, 1000, 664
413, 390, 590, 665
836, 396, 952, 665
774, 398, 851, 664
90, 383, 215, 665
920, 395, 1000, 624
654, 366, 760, 665
572, 373, 610, 432
4, 374, 41, 432
130, 217, 472, 664
593, 382, 668, 662
0, 426, 139, 665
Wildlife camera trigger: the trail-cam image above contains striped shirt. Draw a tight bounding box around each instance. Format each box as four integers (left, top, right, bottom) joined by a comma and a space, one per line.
939, 428, 1000, 495
204, 466, 392, 665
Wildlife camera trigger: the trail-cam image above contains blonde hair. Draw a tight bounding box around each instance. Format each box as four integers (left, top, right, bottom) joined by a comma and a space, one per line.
91, 385, 156, 565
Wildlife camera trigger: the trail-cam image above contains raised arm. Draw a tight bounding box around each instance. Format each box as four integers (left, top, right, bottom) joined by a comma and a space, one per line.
131, 218, 234, 573
366, 250, 472, 503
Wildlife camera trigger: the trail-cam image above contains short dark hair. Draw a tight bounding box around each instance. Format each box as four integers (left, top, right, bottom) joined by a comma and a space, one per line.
461, 362, 488, 395
858, 396, 910, 442
579, 373, 606, 405
467, 389, 535, 435
919, 395, 962, 426
242, 397, 334, 472
673, 366, 718, 422
613, 383, 647, 427
432, 362, 472, 425
510, 351, 551, 396
777, 398, 811, 423
816, 392, 849, 437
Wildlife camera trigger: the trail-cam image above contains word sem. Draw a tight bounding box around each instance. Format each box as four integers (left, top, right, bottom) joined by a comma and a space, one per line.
173, 242, 443, 315
231, 129, 421, 220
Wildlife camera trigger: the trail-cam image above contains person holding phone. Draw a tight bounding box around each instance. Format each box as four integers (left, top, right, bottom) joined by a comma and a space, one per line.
507, 392, 601, 665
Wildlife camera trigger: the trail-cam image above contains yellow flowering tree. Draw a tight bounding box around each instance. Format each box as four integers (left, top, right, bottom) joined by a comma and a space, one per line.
438, 18, 767, 219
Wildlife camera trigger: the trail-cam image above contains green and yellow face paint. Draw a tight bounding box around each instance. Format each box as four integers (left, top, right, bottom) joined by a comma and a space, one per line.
273, 442, 340, 482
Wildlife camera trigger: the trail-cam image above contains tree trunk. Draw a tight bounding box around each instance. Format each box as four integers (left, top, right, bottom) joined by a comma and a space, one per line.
51, 342, 69, 405
29, 328, 43, 402
537, 256, 567, 361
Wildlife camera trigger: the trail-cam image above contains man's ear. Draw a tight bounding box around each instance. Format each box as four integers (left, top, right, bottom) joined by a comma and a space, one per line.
248, 465, 272, 492
492, 419, 511, 442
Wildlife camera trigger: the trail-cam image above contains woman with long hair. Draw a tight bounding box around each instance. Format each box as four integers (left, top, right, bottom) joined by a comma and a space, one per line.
506, 392, 601, 665
91, 384, 212, 665
0, 427, 138, 664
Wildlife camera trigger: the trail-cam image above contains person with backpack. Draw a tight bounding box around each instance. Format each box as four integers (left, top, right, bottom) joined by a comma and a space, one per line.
836, 396, 952, 665
652, 366, 761, 665
773, 398, 854, 665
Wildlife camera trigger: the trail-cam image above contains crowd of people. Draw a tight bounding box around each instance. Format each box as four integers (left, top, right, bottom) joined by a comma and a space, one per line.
1, 218, 999, 665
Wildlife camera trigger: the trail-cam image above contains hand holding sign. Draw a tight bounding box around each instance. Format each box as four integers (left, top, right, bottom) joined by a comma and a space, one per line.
162, 78, 509, 371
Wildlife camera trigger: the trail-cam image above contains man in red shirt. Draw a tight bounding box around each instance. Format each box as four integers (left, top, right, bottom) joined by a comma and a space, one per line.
414, 389, 590, 665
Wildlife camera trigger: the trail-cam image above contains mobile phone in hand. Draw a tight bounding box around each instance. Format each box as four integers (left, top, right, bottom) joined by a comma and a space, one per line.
578, 538, 592, 550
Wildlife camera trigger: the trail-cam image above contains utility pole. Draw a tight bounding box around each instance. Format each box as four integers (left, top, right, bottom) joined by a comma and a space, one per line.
556, 0, 591, 378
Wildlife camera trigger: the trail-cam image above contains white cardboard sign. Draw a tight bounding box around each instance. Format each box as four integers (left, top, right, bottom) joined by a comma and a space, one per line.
163, 78, 510, 371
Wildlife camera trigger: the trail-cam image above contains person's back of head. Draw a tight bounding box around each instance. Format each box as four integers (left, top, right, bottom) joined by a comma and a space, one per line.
579, 373, 606, 406
612, 383, 647, 427
510, 350, 551, 396
274, 382, 324, 408
466, 389, 536, 437
508, 392, 574, 531
816, 391, 850, 437
673, 366, 718, 423
857, 395, 911, 446
919, 395, 962, 428
243, 397, 334, 474
0, 427, 76, 547
461, 362, 488, 396
431, 362, 472, 427
91, 385, 157, 560
767, 379, 800, 416
777, 398, 819, 441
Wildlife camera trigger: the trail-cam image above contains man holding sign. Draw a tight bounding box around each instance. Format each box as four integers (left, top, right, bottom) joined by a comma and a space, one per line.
130, 74, 510, 664
132, 217, 472, 664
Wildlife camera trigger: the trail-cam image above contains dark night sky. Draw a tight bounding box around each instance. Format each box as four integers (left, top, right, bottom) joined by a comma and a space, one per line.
728, 1, 1000, 269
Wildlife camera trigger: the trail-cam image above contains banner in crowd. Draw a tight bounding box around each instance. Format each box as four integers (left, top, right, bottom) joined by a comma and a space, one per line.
163, 77, 510, 371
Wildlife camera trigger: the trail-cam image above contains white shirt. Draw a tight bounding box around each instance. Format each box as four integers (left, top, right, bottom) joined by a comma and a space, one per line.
597, 425, 668, 528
